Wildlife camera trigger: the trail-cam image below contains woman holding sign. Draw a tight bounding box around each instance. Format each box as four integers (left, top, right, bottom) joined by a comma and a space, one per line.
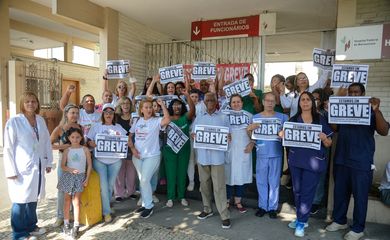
86, 103, 128, 223
282, 92, 333, 238
128, 99, 170, 218
224, 94, 254, 213
163, 90, 195, 208
103, 70, 136, 106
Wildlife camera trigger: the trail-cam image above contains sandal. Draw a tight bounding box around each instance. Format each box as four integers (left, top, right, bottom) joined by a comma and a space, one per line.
235, 202, 247, 213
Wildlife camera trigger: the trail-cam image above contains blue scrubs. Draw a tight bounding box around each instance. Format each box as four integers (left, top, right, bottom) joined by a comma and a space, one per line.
255, 112, 288, 211
288, 115, 332, 223
332, 112, 376, 233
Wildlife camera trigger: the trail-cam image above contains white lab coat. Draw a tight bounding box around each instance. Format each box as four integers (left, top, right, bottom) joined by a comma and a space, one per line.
3, 114, 53, 203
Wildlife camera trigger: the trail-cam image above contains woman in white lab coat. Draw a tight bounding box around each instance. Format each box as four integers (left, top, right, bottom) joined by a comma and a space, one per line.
3, 91, 53, 240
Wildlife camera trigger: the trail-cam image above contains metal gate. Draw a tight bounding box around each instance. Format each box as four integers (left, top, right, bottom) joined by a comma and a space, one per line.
146, 37, 262, 86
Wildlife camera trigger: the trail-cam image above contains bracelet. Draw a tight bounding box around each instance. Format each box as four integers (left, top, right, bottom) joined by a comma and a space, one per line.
103, 76, 108, 80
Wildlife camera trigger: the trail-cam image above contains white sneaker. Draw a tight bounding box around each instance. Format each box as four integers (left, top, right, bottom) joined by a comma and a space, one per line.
187, 181, 195, 191
181, 198, 189, 206
30, 227, 46, 236
166, 199, 173, 207
152, 195, 159, 203
344, 230, 364, 240
137, 197, 142, 206
326, 222, 349, 232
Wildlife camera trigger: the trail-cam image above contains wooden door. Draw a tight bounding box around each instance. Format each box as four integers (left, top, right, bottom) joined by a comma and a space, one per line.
62, 79, 80, 105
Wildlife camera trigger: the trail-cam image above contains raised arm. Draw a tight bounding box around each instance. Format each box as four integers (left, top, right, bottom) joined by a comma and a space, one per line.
146, 74, 160, 97
182, 90, 195, 120
157, 99, 171, 127
370, 97, 390, 136
60, 85, 76, 111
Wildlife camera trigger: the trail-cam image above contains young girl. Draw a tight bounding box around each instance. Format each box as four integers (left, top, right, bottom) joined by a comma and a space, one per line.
57, 128, 92, 239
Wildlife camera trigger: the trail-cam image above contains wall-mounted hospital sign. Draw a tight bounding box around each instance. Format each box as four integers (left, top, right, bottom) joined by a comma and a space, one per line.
166, 122, 189, 154
153, 95, 179, 108
106, 60, 130, 79
336, 25, 383, 60
192, 62, 216, 81
328, 96, 371, 126
251, 118, 282, 141
159, 64, 184, 84
312, 48, 335, 70
193, 125, 229, 151
223, 77, 251, 98
222, 110, 251, 129
331, 64, 369, 88
95, 134, 128, 158
282, 122, 322, 150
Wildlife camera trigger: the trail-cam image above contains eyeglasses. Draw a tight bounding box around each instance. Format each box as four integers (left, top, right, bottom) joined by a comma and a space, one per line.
117, 85, 126, 89
103, 110, 115, 114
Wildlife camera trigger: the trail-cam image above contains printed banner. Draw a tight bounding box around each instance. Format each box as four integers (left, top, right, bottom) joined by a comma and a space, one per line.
223, 77, 251, 98
282, 122, 322, 150
328, 96, 371, 125
192, 62, 216, 81
134, 95, 149, 111
251, 118, 282, 141
153, 95, 179, 108
166, 122, 189, 154
217, 63, 251, 83
219, 99, 231, 111
331, 64, 369, 88
95, 134, 128, 158
106, 60, 130, 79
159, 64, 184, 84
312, 48, 335, 70
222, 110, 251, 129
193, 125, 229, 151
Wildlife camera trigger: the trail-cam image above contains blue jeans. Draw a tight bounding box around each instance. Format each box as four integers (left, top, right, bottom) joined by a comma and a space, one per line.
11, 202, 38, 240
151, 169, 158, 192
93, 159, 122, 216
57, 154, 64, 219
133, 155, 161, 209
226, 185, 245, 200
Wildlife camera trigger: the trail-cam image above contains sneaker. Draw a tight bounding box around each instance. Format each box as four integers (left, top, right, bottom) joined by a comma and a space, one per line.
141, 208, 153, 218
221, 219, 231, 229
18, 236, 37, 240
310, 204, 320, 215
187, 181, 195, 191
115, 197, 123, 202
63, 223, 71, 236
344, 230, 364, 240
129, 194, 137, 200
268, 210, 278, 219
136, 207, 145, 213
197, 211, 214, 220
104, 214, 112, 223
52, 218, 64, 227
326, 222, 349, 232
294, 221, 305, 237
137, 197, 142, 206
288, 219, 309, 229
30, 227, 46, 236
166, 199, 173, 207
152, 195, 159, 203
71, 226, 79, 239
235, 203, 247, 213
181, 199, 189, 206
255, 208, 267, 217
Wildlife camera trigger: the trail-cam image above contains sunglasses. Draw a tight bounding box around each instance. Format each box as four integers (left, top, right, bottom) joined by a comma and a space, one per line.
103, 110, 115, 114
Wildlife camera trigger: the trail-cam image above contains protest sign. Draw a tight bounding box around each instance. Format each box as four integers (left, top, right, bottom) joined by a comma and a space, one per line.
282, 122, 322, 150
166, 122, 189, 154
219, 99, 231, 111
216, 63, 251, 83
193, 125, 229, 151
328, 96, 371, 125
223, 77, 251, 98
159, 64, 184, 84
95, 134, 128, 158
192, 62, 216, 81
251, 118, 282, 141
222, 110, 251, 129
153, 95, 179, 108
106, 60, 130, 79
134, 95, 149, 112
312, 48, 335, 70
331, 64, 369, 88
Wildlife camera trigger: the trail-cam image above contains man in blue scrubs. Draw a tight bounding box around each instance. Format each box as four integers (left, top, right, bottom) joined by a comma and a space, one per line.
326, 83, 389, 240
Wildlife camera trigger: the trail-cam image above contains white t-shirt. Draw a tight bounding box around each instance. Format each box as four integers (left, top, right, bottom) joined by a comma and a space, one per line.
87, 123, 128, 164
79, 109, 101, 137
130, 117, 163, 159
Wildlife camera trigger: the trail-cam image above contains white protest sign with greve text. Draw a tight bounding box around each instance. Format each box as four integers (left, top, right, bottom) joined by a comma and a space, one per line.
106, 60, 130, 79
282, 122, 322, 150
331, 64, 369, 88
192, 62, 216, 81
223, 78, 251, 98
251, 118, 282, 141
193, 125, 229, 151
95, 134, 128, 158
159, 64, 184, 84
222, 110, 251, 129
166, 122, 189, 154
312, 48, 335, 70
328, 96, 371, 125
